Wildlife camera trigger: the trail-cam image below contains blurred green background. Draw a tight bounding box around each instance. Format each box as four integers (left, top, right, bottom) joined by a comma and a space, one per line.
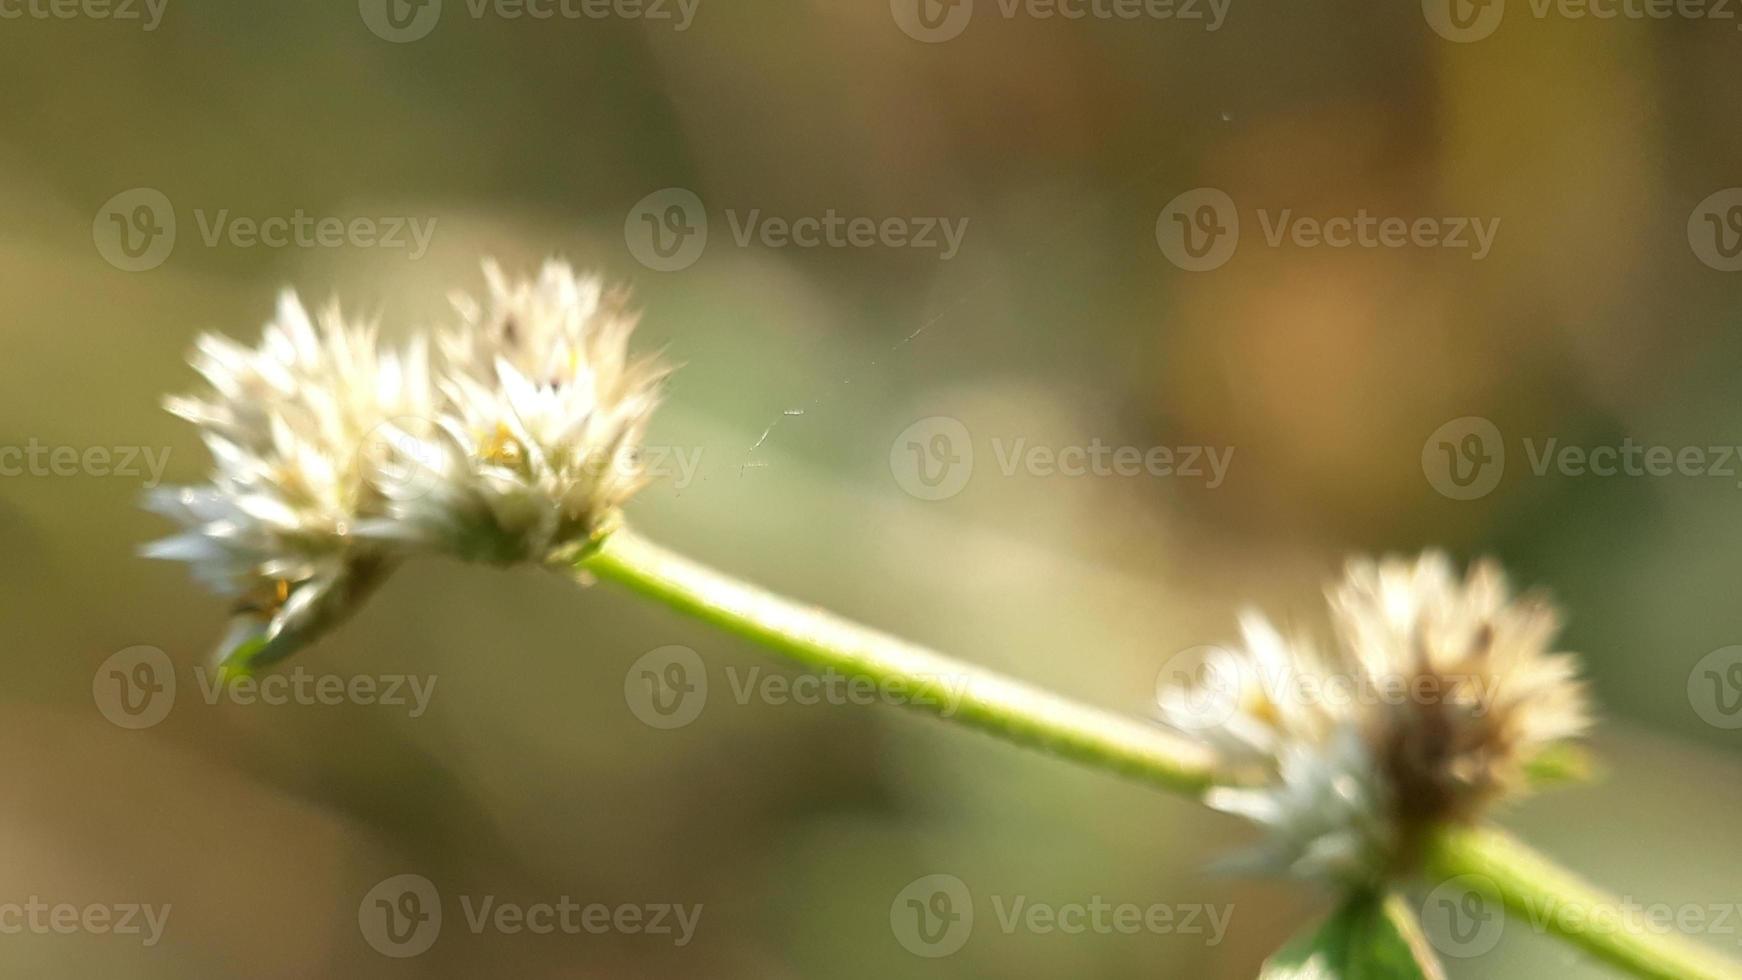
2, 0, 1741, 976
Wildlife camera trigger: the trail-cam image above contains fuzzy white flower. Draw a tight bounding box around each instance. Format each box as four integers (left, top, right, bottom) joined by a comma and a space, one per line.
1158, 553, 1591, 884
144, 260, 669, 671
371, 260, 668, 564
144, 292, 433, 670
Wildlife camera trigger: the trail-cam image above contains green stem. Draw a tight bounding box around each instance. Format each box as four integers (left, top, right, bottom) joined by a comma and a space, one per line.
1427, 825, 1742, 980
575, 526, 1742, 980
577, 526, 1218, 795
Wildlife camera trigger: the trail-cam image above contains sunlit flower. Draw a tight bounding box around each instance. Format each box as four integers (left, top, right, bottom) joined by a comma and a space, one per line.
144, 260, 670, 671
372, 260, 669, 564
1158, 553, 1591, 884
143, 291, 432, 670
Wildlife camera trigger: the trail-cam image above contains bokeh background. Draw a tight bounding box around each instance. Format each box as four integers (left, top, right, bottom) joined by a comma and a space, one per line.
3, 0, 1741, 976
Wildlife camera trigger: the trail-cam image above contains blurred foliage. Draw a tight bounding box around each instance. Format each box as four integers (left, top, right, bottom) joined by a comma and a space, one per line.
1, 1, 1740, 977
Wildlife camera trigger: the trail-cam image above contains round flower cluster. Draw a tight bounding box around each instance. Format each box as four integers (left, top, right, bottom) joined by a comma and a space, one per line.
1159, 553, 1590, 884
143, 260, 668, 672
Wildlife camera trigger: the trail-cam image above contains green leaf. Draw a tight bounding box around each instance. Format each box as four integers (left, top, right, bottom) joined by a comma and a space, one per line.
1261, 892, 1446, 980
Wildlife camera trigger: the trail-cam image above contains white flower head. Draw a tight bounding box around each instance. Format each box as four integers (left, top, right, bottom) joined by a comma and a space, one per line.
1159, 552, 1591, 885
144, 291, 433, 671
144, 259, 670, 671
374, 260, 669, 564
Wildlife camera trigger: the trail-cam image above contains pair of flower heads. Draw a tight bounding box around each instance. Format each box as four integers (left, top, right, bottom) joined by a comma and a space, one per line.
144, 259, 1591, 888
143, 260, 668, 673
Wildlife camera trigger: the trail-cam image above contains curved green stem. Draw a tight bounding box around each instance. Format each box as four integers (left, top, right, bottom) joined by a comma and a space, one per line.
574, 525, 1742, 980
1427, 825, 1742, 980
577, 526, 1219, 796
